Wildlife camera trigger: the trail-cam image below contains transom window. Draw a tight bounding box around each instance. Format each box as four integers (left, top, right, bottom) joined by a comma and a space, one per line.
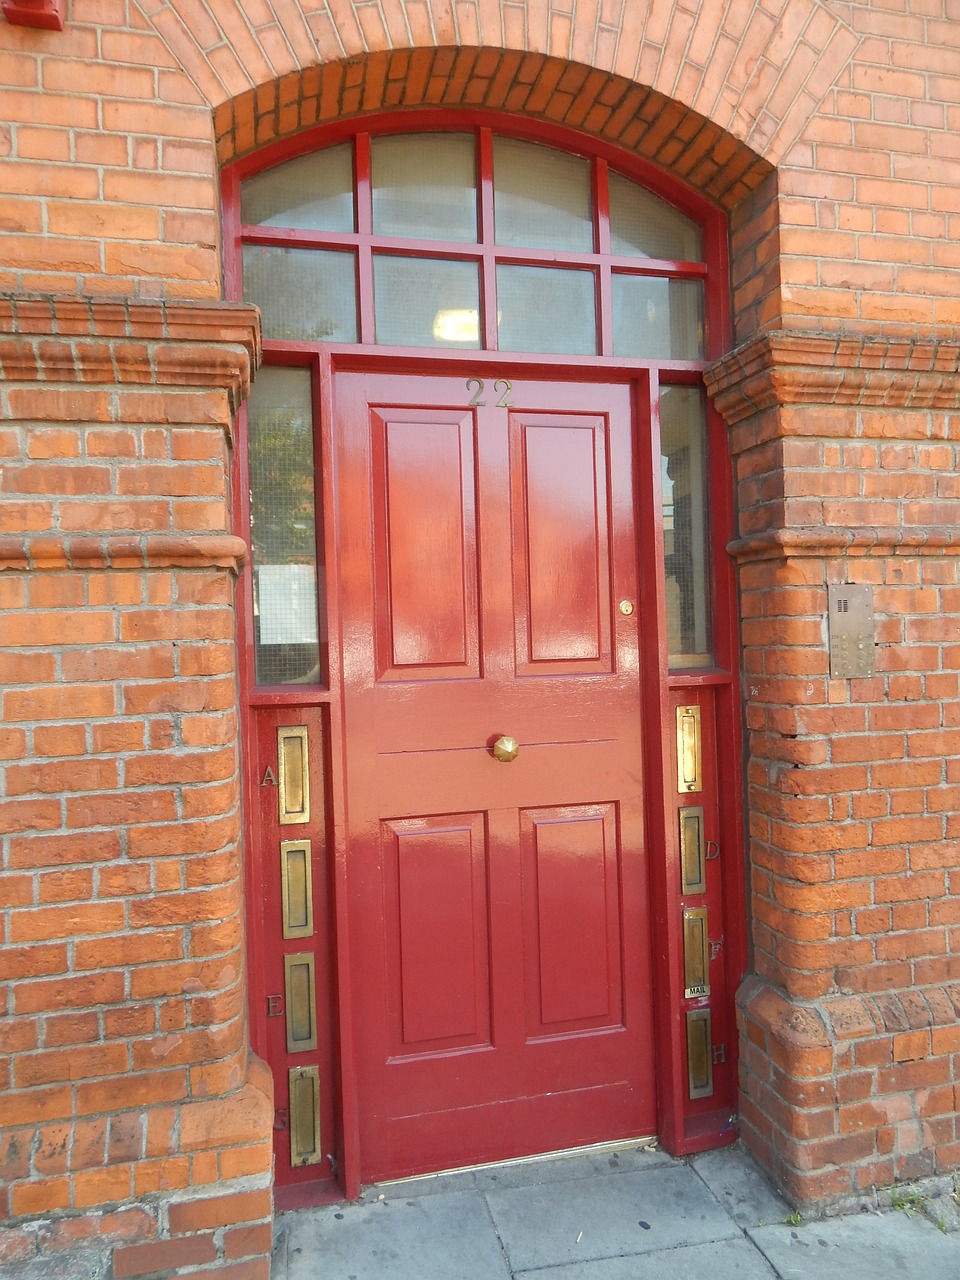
239, 129, 706, 360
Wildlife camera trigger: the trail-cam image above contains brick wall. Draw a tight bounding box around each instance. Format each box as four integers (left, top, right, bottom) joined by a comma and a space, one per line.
0, 297, 273, 1273
0, 0, 959, 1246
706, 332, 960, 1202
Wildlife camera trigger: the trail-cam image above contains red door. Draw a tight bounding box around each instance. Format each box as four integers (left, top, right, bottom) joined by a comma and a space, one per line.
337, 370, 656, 1181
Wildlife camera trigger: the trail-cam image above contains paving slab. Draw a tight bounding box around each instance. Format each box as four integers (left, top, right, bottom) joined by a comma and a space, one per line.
515, 1236, 778, 1279
278, 1188, 511, 1280
748, 1207, 960, 1280
484, 1162, 741, 1273
691, 1144, 792, 1228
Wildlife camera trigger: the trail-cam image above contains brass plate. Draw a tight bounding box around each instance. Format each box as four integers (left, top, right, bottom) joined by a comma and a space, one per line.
686, 1008, 714, 1099
280, 840, 314, 939
679, 806, 706, 895
278, 727, 310, 825
676, 705, 702, 793
289, 1065, 323, 1167
683, 907, 710, 998
283, 952, 318, 1053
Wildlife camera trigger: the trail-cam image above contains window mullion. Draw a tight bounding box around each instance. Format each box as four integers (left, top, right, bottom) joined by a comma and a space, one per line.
478, 128, 498, 350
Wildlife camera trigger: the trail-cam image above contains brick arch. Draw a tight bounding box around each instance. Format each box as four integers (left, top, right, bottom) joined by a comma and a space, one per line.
214, 48, 771, 213
141, 0, 858, 183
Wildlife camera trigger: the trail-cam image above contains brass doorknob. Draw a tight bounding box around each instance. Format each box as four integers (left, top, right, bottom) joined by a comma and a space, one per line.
492, 735, 519, 763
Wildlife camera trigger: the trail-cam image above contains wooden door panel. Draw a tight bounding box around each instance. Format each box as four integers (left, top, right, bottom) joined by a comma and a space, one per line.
381, 812, 491, 1055
376, 740, 637, 816
339, 371, 656, 1181
371, 408, 479, 679
520, 803, 623, 1034
511, 414, 612, 673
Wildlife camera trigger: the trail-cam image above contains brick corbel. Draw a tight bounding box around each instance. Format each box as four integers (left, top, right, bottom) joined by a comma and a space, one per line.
1, 0, 64, 30
0, 534, 249, 574
705, 330, 960, 431
0, 295, 261, 416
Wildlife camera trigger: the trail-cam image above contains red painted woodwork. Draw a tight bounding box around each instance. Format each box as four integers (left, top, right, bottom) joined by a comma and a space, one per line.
228, 117, 746, 1192
249, 706, 338, 1190
1, 0, 64, 29
336, 370, 657, 1182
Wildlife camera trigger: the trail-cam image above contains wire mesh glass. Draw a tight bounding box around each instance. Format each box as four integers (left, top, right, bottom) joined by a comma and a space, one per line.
608, 172, 702, 261
497, 264, 597, 355
242, 245, 358, 343
247, 366, 324, 686
660, 386, 712, 668
374, 255, 481, 348
493, 138, 594, 252
612, 275, 704, 360
240, 144, 355, 232
372, 133, 478, 242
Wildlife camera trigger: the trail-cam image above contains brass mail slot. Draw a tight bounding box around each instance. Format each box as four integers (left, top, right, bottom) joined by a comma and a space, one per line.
686, 1008, 714, 1099
679, 806, 706, 895
278, 727, 310, 825
683, 907, 710, 998
289, 1065, 323, 1167
676, 705, 702, 793
283, 952, 318, 1053
281, 840, 314, 940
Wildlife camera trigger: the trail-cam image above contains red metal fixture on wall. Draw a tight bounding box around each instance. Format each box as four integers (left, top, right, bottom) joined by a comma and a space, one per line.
1, 0, 64, 29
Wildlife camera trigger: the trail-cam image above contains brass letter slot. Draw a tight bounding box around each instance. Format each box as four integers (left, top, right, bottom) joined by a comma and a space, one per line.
676, 705, 702, 793
283, 953, 318, 1053
289, 1066, 323, 1167
281, 840, 314, 939
683, 907, 710, 999
278, 727, 310, 825
686, 1008, 714, 1099
679, 806, 706, 895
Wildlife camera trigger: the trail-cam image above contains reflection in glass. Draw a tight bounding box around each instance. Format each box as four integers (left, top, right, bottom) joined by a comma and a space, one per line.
242, 246, 357, 343
608, 172, 702, 261
494, 138, 593, 252
374, 256, 481, 348
247, 367, 324, 685
497, 265, 596, 355
372, 134, 477, 242
240, 144, 355, 231
660, 387, 711, 667
612, 275, 704, 360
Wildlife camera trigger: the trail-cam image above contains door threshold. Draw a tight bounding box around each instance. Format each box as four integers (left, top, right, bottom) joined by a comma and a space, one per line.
373, 1135, 660, 1190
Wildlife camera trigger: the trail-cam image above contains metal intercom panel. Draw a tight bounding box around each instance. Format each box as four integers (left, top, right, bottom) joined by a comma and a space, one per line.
828, 584, 875, 678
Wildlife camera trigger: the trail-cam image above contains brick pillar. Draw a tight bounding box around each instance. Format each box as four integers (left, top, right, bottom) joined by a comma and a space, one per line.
706, 332, 960, 1207
0, 296, 275, 1276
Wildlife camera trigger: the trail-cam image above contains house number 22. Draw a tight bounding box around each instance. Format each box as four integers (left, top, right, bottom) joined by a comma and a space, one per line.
466, 377, 514, 408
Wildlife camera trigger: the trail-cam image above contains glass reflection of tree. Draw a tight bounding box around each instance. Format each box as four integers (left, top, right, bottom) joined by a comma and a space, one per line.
660, 387, 710, 664
247, 372, 321, 685
664, 443, 696, 650
248, 400, 315, 566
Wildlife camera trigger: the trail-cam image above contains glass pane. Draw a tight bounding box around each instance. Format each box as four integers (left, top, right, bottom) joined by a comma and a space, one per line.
494, 138, 593, 252
497, 265, 596, 355
240, 144, 354, 232
612, 275, 704, 360
372, 134, 477, 242
661, 387, 711, 668
609, 172, 702, 261
242, 246, 357, 343
374, 256, 481, 348
247, 367, 324, 686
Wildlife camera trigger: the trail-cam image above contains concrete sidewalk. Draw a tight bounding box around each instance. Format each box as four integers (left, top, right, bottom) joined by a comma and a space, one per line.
273, 1142, 960, 1280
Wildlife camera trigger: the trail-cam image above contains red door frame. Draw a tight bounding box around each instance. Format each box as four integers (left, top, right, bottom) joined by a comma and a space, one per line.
224, 112, 747, 1201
